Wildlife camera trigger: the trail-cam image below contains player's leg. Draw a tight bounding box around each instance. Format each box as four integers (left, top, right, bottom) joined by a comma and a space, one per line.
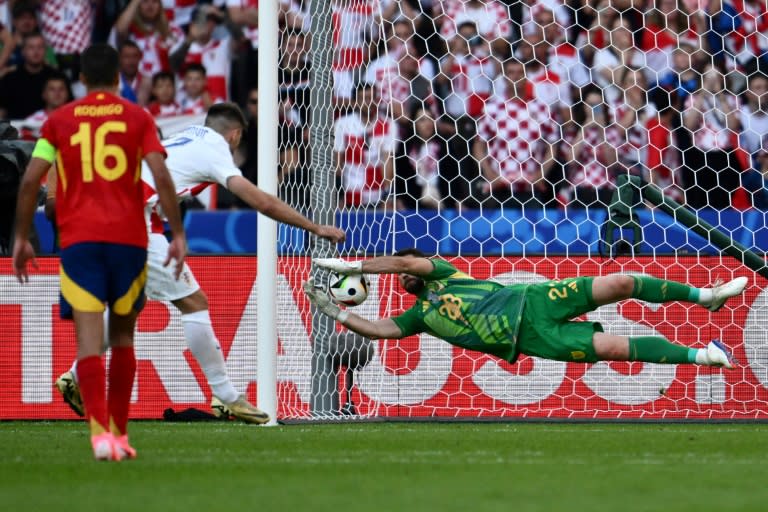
56, 309, 109, 417
591, 274, 748, 311
107, 310, 139, 459
592, 332, 736, 368
145, 234, 235, 399
172, 291, 237, 402
173, 291, 268, 424
144, 233, 268, 424
60, 243, 121, 461
73, 310, 121, 460
103, 242, 147, 460
518, 294, 736, 368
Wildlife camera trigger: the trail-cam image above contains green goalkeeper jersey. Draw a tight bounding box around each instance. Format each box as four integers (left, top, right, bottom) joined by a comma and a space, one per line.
391, 260, 528, 362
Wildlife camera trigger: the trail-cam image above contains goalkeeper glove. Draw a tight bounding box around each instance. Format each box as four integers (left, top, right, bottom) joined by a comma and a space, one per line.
303, 278, 349, 323
313, 257, 363, 275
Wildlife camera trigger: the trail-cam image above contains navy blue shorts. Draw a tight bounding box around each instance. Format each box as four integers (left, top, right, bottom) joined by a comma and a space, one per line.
59, 242, 147, 320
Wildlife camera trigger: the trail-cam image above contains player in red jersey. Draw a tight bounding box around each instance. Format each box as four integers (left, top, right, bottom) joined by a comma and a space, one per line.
12, 43, 186, 462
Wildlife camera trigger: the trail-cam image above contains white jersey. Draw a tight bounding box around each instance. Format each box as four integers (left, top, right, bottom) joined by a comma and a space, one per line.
142, 125, 242, 230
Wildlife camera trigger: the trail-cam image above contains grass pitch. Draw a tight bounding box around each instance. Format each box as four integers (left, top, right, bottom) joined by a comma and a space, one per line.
1, 421, 766, 512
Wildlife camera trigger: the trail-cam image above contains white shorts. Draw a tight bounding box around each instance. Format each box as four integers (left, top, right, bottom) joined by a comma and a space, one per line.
145, 233, 200, 302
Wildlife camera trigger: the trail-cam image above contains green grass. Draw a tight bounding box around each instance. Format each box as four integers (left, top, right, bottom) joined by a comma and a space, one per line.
1, 422, 767, 512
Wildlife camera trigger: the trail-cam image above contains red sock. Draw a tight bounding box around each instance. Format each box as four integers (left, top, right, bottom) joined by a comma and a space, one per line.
108, 346, 136, 436
77, 355, 108, 435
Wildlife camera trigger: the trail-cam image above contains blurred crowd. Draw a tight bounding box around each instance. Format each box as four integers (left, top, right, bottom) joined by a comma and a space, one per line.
2, 0, 768, 211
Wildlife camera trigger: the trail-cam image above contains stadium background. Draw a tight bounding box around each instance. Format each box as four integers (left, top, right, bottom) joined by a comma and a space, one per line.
2, 0, 768, 421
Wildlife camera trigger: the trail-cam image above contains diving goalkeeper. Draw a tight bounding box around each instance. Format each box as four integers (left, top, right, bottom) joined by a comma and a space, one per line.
305, 249, 748, 368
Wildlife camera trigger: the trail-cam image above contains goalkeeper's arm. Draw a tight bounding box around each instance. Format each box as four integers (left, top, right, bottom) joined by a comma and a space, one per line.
338, 313, 403, 340
303, 279, 404, 340
314, 255, 434, 275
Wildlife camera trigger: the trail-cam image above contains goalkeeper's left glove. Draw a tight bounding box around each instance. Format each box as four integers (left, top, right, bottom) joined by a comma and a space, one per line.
313, 257, 362, 275
303, 278, 349, 323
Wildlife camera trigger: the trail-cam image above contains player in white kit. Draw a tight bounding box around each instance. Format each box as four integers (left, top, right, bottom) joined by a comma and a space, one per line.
55, 103, 346, 423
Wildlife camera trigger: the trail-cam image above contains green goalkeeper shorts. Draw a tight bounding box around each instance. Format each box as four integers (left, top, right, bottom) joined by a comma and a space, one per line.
516, 277, 603, 363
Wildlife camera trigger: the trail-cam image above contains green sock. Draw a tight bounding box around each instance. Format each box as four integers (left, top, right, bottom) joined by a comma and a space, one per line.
628, 336, 693, 364
631, 275, 699, 303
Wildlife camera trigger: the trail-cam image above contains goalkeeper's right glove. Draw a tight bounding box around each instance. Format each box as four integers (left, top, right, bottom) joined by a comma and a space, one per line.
312, 257, 363, 275
303, 278, 349, 323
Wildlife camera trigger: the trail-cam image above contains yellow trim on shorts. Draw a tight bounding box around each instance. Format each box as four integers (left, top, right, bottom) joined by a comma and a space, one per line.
60, 268, 105, 313
112, 264, 147, 315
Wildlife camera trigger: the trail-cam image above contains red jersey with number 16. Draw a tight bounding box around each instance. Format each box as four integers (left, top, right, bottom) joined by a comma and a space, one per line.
40, 91, 166, 249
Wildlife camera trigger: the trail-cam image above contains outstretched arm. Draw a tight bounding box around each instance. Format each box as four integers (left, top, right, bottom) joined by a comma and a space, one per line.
228, 175, 345, 243
314, 255, 434, 275
303, 279, 404, 340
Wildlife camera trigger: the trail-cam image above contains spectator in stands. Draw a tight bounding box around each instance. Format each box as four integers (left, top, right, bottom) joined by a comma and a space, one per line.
472, 58, 559, 209
19, 72, 71, 138
590, 15, 646, 103
613, 66, 655, 176
578, 0, 619, 67
522, 0, 572, 38
436, 21, 496, 122
225, 0, 259, 105
228, 86, 307, 209
563, 84, 621, 207
576, 0, 644, 67
641, 0, 702, 88
177, 62, 219, 114
118, 40, 151, 105
276, 96, 308, 210
682, 63, 744, 209
0, 17, 12, 77
534, 6, 590, 105
146, 70, 181, 118
239, 87, 260, 188
396, 106, 459, 210
330, 0, 381, 105
366, 15, 437, 84
707, 0, 768, 75
169, 4, 233, 102
381, 0, 422, 26
111, 0, 183, 78
366, 17, 437, 120
434, 21, 497, 207
161, 0, 199, 30
280, 0, 310, 33
386, 47, 438, 130
646, 90, 685, 202
656, 42, 700, 105
0, 32, 59, 119
738, 71, 768, 208
437, 0, 513, 55
279, 28, 310, 126
515, 29, 571, 125
334, 82, 397, 208
37, 0, 94, 81
6, 1, 57, 71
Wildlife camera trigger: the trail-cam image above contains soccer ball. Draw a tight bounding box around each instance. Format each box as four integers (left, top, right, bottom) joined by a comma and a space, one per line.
328, 272, 369, 307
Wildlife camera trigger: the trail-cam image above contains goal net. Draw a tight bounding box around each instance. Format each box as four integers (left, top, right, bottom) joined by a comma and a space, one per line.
275, 0, 768, 420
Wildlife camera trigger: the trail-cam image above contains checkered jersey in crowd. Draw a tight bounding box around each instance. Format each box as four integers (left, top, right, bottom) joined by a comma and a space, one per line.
40, 0, 93, 54
477, 95, 558, 185
439, 0, 512, 41
568, 122, 624, 189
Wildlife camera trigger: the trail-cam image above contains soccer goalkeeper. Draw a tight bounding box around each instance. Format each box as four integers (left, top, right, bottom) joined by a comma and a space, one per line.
305, 249, 748, 368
